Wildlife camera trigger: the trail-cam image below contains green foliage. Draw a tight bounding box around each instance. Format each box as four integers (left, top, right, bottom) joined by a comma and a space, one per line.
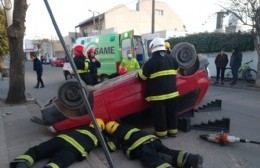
167, 32, 254, 53
0, 9, 9, 57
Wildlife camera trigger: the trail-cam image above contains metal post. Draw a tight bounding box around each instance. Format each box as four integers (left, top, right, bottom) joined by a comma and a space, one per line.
89, 9, 96, 31
43, 1, 116, 167
98, 12, 101, 34
151, 0, 155, 33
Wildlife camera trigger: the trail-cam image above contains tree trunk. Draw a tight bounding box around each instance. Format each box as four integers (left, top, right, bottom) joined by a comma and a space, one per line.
255, 8, 260, 87
255, 35, 260, 87
5, 0, 28, 104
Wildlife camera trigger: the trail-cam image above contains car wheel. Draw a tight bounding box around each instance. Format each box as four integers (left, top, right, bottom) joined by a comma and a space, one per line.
58, 80, 85, 109
171, 42, 197, 70
57, 80, 94, 111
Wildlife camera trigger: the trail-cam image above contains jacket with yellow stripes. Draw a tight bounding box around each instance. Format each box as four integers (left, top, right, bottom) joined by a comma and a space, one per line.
111, 124, 159, 159
55, 125, 98, 161
137, 52, 179, 101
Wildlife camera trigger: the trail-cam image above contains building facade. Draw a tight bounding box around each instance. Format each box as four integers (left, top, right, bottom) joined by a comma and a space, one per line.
76, 0, 186, 38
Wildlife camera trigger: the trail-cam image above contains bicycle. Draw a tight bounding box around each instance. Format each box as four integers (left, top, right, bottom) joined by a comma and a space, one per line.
224, 60, 257, 83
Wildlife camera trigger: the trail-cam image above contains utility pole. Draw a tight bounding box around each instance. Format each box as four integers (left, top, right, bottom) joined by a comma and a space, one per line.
88, 9, 96, 32
151, 0, 155, 33
89, 9, 101, 34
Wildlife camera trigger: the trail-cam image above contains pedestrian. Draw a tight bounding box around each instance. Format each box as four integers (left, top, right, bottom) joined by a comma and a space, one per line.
214, 49, 229, 85
105, 121, 203, 168
165, 41, 171, 55
31, 54, 45, 88
87, 48, 101, 85
136, 38, 179, 138
73, 45, 93, 85
230, 47, 242, 85
9, 118, 114, 168
119, 49, 140, 73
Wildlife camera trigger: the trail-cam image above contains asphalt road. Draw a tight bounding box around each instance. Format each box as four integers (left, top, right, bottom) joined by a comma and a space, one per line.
24, 61, 260, 168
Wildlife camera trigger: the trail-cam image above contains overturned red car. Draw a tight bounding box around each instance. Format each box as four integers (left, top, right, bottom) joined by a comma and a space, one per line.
33, 43, 211, 133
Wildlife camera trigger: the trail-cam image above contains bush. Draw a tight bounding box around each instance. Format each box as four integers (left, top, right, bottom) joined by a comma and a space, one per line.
167, 32, 254, 53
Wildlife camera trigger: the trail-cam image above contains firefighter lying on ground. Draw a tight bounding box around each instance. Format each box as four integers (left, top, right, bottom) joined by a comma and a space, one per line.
105, 121, 203, 168
10, 118, 115, 168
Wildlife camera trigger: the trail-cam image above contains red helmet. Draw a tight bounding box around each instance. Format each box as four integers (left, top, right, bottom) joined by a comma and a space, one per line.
118, 67, 128, 75
73, 45, 84, 56
87, 48, 96, 57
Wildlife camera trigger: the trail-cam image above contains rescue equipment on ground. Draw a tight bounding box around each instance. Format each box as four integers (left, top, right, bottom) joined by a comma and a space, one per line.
200, 133, 260, 145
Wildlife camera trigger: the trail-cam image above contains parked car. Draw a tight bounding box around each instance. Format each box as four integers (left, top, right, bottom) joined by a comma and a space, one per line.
51, 57, 65, 67
32, 43, 211, 133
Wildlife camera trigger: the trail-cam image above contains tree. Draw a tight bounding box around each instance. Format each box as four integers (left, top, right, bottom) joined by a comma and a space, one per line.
219, 0, 260, 86
0, 9, 9, 57
5, 0, 28, 103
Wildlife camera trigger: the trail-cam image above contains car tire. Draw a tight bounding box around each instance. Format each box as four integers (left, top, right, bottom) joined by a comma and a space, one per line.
57, 80, 94, 110
170, 42, 197, 70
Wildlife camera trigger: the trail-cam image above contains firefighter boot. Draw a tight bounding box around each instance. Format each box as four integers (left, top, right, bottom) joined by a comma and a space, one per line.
10, 161, 30, 168
177, 152, 203, 168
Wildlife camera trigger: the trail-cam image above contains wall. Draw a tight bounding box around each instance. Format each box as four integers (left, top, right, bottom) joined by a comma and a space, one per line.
102, 0, 185, 35
206, 50, 258, 77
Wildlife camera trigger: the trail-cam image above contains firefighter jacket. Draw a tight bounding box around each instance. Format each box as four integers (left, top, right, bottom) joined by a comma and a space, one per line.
111, 124, 159, 159
120, 58, 140, 72
73, 54, 90, 74
137, 52, 179, 101
10, 126, 99, 168
89, 57, 101, 75
57, 125, 98, 160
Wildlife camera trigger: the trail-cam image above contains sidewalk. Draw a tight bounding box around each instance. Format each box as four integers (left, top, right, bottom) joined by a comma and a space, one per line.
0, 78, 109, 168
1, 77, 260, 168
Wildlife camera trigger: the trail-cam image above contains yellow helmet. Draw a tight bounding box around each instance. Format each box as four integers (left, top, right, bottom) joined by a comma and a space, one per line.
89, 118, 105, 131
105, 121, 120, 134
165, 42, 170, 50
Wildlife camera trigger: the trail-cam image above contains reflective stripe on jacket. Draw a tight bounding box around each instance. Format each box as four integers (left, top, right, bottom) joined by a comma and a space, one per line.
78, 60, 90, 74
137, 53, 179, 101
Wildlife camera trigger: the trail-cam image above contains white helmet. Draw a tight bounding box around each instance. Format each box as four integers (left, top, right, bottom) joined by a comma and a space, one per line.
149, 38, 166, 53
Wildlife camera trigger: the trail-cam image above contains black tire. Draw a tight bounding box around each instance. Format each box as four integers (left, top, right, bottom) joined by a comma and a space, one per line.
224, 68, 233, 81
171, 42, 197, 69
57, 80, 85, 109
245, 69, 257, 83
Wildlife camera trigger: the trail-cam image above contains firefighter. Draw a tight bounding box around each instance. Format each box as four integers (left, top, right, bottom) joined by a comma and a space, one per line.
165, 41, 171, 55
73, 45, 93, 85
9, 118, 112, 168
137, 38, 179, 138
105, 121, 203, 168
87, 48, 101, 85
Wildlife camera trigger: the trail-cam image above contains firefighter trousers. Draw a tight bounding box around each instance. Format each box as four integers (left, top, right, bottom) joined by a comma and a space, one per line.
131, 140, 180, 168
22, 137, 80, 168
150, 98, 178, 136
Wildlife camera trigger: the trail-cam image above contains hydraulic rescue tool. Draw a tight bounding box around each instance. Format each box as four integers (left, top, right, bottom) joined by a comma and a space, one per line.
200, 133, 260, 145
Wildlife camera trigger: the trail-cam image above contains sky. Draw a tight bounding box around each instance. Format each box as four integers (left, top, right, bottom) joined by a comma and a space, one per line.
23, 0, 222, 39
